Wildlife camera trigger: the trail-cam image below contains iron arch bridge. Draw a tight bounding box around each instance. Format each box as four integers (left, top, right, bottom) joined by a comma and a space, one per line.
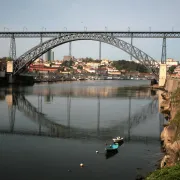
13, 33, 160, 76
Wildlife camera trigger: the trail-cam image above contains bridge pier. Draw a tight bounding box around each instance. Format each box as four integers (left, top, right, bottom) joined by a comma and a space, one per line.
159, 64, 167, 87
130, 33, 133, 61
158, 36, 167, 87
9, 34, 16, 60
69, 42, 72, 57
99, 41, 101, 61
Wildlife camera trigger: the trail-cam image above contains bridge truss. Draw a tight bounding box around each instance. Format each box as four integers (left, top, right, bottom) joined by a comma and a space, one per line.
1, 31, 178, 76
12, 33, 159, 76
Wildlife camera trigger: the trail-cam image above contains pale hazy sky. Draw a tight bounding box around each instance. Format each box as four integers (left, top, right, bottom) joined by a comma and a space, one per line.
0, 0, 180, 61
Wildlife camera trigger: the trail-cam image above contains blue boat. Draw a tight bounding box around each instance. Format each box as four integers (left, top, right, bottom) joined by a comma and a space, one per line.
105, 143, 119, 152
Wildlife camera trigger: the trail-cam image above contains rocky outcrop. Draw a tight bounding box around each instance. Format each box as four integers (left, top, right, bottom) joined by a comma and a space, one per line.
160, 92, 171, 120
160, 91, 180, 168
161, 125, 177, 144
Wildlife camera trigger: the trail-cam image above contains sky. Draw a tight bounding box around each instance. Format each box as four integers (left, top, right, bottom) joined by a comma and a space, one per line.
0, 0, 180, 61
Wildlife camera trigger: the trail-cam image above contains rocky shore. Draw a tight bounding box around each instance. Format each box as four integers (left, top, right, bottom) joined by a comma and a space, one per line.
160, 90, 180, 168
146, 85, 180, 179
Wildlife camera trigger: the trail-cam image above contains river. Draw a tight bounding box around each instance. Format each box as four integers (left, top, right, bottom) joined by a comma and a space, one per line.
0, 80, 164, 180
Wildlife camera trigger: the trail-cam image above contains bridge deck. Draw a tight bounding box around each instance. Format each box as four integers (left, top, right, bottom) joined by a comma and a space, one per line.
1, 31, 180, 38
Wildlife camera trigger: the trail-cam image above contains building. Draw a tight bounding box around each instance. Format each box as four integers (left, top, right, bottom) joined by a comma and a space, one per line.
34, 58, 43, 63
63, 55, 74, 61
83, 66, 96, 73
107, 67, 121, 75
101, 59, 110, 65
86, 62, 100, 68
45, 50, 54, 62
96, 67, 108, 75
166, 58, 178, 68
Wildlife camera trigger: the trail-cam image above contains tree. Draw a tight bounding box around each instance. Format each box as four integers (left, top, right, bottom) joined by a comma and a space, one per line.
61, 60, 75, 67
168, 65, 176, 74
77, 65, 83, 70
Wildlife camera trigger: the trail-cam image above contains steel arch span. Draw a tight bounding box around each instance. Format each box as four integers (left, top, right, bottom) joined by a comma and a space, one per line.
13, 33, 160, 75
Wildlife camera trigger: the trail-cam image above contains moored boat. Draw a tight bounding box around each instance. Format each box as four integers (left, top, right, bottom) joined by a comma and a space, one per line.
112, 136, 124, 143
105, 143, 119, 152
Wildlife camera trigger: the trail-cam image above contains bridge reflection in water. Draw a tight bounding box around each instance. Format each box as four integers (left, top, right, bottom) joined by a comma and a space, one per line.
1, 89, 164, 144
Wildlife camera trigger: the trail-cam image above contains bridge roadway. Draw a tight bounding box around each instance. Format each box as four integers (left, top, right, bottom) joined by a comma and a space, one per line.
1, 31, 180, 38
5, 93, 159, 142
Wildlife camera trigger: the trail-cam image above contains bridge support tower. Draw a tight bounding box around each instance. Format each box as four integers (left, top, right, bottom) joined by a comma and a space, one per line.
159, 64, 167, 87
159, 37, 167, 87
9, 34, 16, 60
6, 34, 17, 84
99, 41, 101, 61
69, 42, 72, 57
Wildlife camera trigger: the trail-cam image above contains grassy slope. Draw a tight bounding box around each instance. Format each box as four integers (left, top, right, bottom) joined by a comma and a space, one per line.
146, 164, 180, 180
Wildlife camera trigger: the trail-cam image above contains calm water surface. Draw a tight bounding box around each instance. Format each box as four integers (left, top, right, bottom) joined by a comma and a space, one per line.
0, 80, 164, 180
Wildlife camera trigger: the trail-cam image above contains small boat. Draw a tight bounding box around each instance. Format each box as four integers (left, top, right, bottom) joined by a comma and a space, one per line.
112, 136, 124, 143
105, 143, 119, 152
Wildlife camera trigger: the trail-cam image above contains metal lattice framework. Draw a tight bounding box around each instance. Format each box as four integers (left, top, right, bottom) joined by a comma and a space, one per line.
1, 31, 180, 38
13, 33, 160, 75
9, 34, 16, 60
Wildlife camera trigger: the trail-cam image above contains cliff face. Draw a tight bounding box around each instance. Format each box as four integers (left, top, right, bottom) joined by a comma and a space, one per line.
160, 89, 180, 168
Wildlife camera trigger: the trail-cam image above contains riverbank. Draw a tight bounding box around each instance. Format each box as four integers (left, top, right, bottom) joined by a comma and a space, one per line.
145, 79, 180, 180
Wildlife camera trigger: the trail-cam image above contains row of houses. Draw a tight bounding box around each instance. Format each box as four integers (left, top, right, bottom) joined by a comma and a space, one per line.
31, 57, 121, 75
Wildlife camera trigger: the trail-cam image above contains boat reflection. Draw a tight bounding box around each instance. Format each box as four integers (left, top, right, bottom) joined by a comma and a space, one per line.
105, 150, 118, 159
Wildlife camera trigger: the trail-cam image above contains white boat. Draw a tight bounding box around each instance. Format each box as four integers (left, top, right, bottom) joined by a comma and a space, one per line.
112, 136, 124, 143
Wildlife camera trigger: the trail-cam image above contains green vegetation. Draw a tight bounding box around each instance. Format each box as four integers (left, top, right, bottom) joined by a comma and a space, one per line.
112, 60, 148, 73
168, 65, 177, 74
82, 57, 101, 63
146, 163, 180, 180
77, 65, 83, 70
61, 60, 75, 67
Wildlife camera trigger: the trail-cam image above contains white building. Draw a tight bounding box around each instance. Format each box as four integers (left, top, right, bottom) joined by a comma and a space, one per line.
101, 59, 110, 65
86, 62, 100, 68
166, 58, 179, 67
